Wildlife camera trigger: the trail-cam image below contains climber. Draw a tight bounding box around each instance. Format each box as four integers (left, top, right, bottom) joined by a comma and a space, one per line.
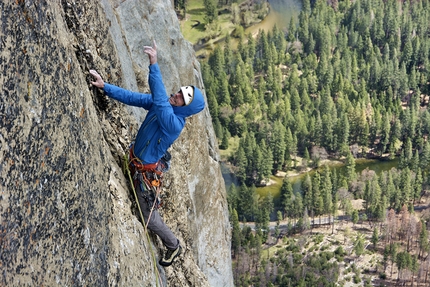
89, 40, 205, 267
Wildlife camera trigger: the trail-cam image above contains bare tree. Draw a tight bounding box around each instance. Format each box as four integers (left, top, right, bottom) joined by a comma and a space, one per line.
398, 205, 410, 241
406, 214, 418, 252
385, 209, 397, 244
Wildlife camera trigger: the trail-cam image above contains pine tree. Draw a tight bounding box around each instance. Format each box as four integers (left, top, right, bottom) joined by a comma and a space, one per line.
271, 121, 287, 171
218, 75, 231, 106
413, 168, 423, 203
418, 220, 429, 259
224, 33, 233, 73
235, 146, 247, 184
231, 209, 241, 258
420, 140, 430, 171
259, 140, 273, 181
345, 151, 356, 181
352, 209, 359, 226
227, 183, 238, 213
399, 168, 412, 206
321, 166, 333, 218
354, 234, 365, 256
312, 172, 323, 221
293, 191, 304, 222
220, 127, 229, 150
238, 184, 257, 221
280, 177, 294, 218
302, 173, 313, 211
203, 0, 217, 23
380, 112, 391, 154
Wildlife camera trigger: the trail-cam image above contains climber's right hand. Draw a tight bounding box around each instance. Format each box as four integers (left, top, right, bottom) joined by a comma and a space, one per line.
144, 40, 157, 65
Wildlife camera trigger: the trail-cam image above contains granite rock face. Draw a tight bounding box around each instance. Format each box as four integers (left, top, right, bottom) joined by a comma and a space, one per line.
0, 0, 233, 286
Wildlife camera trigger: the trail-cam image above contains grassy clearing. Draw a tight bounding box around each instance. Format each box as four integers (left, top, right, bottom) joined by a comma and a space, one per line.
218, 136, 240, 160
180, 0, 267, 57
179, 0, 208, 44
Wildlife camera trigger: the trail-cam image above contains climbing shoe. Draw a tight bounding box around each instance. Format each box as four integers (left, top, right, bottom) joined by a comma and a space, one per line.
159, 245, 182, 267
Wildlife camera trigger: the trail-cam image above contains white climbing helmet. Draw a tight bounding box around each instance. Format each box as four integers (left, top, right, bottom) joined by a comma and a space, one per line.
180, 86, 194, 106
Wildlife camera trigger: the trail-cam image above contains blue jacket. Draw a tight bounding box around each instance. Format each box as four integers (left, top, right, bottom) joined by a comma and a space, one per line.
104, 63, 205, 164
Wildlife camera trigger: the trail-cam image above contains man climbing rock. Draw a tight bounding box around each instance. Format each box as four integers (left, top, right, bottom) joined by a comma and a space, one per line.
89, 40, 205, 267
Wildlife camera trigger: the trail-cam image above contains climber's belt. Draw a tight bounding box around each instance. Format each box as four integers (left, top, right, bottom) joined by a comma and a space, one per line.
129, 146, 161, 174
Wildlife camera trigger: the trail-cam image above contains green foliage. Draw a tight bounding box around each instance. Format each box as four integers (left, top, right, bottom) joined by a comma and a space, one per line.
206, 0, 430, 284
354, 234, 365, 256
334, 246, 346, 262
203, 0, 217, 23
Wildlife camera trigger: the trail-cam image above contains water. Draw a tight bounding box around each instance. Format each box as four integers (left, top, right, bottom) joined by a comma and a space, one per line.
256, 158, 400, 202
245, 0, 303, 35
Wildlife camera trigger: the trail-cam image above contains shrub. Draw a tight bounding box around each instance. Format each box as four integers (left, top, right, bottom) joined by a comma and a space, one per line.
353, 274, 361, 283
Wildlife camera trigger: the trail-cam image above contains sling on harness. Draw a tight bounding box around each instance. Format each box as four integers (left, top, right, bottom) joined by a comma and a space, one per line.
128, 145, 171, 209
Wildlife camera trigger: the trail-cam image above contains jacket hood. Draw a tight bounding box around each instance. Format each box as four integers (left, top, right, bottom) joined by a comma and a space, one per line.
172, 86, 205, 118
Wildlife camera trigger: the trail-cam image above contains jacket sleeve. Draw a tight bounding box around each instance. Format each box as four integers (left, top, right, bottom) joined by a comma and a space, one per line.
103, 83, 152, 109
148, 63, 184, 135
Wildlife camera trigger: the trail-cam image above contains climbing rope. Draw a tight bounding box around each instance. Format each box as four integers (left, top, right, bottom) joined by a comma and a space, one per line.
123, 154, 163, 287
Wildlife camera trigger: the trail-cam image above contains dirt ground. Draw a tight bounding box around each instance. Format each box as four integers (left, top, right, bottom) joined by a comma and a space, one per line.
266, 193, 430, 287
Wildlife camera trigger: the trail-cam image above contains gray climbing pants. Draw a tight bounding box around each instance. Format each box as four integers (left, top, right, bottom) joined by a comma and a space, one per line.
135, 183, 179, 250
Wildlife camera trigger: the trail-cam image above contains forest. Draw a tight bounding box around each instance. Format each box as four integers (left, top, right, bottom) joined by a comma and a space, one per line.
196, 0, 430, 285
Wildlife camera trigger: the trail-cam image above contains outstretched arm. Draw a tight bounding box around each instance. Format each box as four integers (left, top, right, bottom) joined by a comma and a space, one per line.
89, 69, 152, 108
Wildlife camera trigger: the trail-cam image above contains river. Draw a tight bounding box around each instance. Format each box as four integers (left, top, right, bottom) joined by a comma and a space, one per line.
255, 157, 400, 202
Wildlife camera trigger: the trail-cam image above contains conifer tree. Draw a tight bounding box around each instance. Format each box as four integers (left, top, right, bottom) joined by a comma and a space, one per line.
419, 220, 429, 259
271, 121, 286, 171
380, 112, 391, 154
224, 33, 233, 73
345, 151, 356, 182
227, 183, 238, 213
213, 117, 223, 139
399, 167, 412, 205
231, 208, 241, 258
420, 141, 430, 171
287, 17, 296, 43
312, 172, 323, 221
280, 177, 294, 219
321, 166, 333, 219
253, 144, 264, 183
218, 76, 231, 106
352, 209, 359, 226
220, 127, 229, 150
354, 234, 365, 256
203, 0, 217, 23
413, 168, 423, 204
259, 140, 273, 181
302, 173, 313, 211
293, 191, 304, 222
235, 146, 247, 184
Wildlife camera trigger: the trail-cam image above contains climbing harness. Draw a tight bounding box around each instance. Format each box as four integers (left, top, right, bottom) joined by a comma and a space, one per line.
123, 151, 165, 287
128, 145, 170, 212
